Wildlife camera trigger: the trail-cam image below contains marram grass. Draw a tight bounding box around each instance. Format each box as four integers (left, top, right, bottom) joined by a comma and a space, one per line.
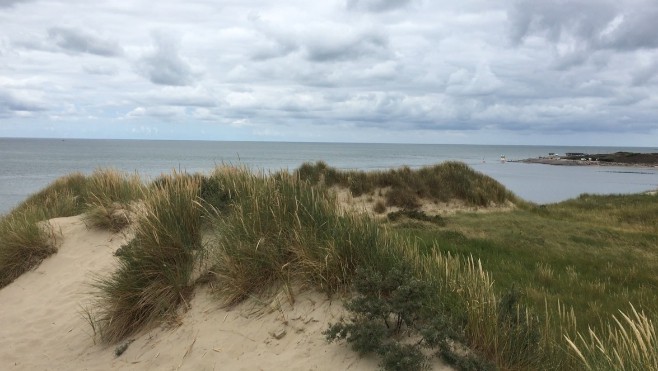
12, 172, 88, 219
207, 166, 402, 305
0, 172, 88, 288
90, 173, 203, 343
296, 160, 521, 208
83, 169, 144, 232
0, 205, 57, 288
566, 305, 657, 371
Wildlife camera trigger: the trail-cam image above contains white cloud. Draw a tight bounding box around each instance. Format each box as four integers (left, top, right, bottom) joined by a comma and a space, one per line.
0, 0, 657, 144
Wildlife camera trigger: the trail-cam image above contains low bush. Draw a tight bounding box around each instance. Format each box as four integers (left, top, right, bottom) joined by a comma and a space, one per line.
325, 267, 494, 371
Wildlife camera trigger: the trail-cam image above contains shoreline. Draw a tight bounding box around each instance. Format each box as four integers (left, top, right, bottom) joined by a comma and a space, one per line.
514, 158, 658, 168
515, 152, 658, 168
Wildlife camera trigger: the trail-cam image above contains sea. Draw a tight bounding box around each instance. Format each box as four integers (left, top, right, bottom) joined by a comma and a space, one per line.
1, 138, 657, 215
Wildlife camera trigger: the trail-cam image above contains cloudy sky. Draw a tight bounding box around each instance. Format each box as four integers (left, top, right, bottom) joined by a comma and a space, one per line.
1, 0, 657, 145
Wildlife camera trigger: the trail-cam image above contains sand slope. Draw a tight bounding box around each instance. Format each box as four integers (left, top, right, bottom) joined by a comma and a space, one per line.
0, 216, 452, 370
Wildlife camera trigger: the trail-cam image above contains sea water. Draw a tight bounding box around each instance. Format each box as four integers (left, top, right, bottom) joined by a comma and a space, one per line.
1, 138, 657, 214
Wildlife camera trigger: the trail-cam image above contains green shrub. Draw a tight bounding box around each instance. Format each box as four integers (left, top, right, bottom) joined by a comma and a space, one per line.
379, 343, 428, 371
325, 267, 490, 371
325, 267, 431, 370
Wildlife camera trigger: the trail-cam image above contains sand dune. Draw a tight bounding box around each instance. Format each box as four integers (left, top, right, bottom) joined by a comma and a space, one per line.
0, 215, 451, 370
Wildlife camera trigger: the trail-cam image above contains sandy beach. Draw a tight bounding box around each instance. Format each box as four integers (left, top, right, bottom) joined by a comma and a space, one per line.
0, 215, 451, 370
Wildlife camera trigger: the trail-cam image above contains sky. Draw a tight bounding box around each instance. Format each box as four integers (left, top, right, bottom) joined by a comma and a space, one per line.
1, 0, 657, 146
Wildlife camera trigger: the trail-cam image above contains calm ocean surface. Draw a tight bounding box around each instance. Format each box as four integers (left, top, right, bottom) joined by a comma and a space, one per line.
1, 138, 657, 215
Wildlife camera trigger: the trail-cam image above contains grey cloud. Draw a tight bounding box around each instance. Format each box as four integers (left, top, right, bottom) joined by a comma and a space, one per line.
0, 89, 46, 117
599, 8, 658, 50
304, 31, 389, 62
48, 27, 123, 57
509, 0, 658, 53
0, 0, 34, 8
137, 33, 194, 86
248, 15, 391, 63
251, 28, 390, 63
508, 0, 616, 45
631, 61, 658, 86
346, 0, 412, 12
446, 64, 503, 97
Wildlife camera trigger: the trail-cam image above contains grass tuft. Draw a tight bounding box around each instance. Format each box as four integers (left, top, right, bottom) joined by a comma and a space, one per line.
83, 169, 144, 232
90, 172, 203, 343
207, 166, 402, 305
12, 172, 89, 219
566, 304, 657, 370
0, 206, 57, 288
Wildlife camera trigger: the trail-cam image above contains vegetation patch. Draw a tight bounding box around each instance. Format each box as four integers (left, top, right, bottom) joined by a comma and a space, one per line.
387, 210, 445, 226
565, 304, 658, 370
295, 161, 519, 208
0, 172, 96, 288
207, 167, 402, 305
325, 267, 494, 371
89, 173, 204, 343
0, 205, 57, 288
11, 172, 89, 219
82, 169, 144, 232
